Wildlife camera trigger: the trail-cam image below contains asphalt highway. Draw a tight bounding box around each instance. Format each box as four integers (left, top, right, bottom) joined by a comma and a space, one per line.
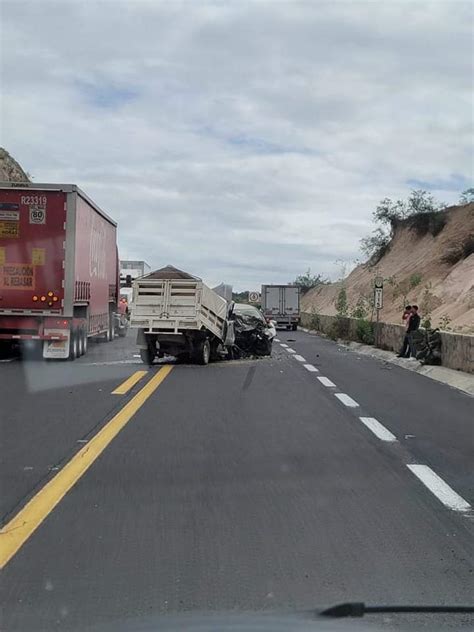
1, 330, 473, 631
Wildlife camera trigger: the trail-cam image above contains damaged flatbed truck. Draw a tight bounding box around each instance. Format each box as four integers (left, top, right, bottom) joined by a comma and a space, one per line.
129, 266, 275, 365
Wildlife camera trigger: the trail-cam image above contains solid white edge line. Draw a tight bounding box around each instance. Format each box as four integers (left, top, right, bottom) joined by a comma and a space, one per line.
407, 464, 471, 512
359, 417, 397, 442
334, 393, 359, 407
280, 343, 288, 348
303, 364, 319, 372
293, 355, 306, 362
286, 348, 296, 354
317, 376, 337, 388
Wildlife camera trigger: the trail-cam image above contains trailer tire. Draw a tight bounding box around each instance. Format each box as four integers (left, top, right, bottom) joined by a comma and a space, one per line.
195, 339, 210, 365
77, 330, 84, 357
106, 316, 114, 342
140, 347, 155, 365
292, 323, 298, 331
82, 329, 88, 355
69, 331, 78, 361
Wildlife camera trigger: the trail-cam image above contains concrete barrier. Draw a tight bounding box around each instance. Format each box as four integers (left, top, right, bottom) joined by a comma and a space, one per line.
300, 312, 473, 374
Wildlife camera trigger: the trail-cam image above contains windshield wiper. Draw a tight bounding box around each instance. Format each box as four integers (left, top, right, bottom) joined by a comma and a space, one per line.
320, 602, 474, 618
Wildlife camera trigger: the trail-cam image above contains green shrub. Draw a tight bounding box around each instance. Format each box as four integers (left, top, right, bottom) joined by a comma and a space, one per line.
355, 319, 375, 345
351, 295, 369, 319
438, 314, 452, 331
310, 308, 321, 330
409, 272, 422, 288
335, 286, 348, 316
329, 316, 350, 340
360, 229, 391, 264
407, 210, 447, 237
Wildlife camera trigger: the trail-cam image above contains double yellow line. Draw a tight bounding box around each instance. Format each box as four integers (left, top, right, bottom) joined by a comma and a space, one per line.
0, 365, 173, 569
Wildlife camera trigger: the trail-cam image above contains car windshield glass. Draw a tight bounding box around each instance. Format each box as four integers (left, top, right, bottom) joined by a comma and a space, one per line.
233, 305, 263, 319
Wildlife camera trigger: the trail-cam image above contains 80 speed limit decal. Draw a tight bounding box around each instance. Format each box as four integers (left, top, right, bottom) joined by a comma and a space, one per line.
29, 207, 46, 224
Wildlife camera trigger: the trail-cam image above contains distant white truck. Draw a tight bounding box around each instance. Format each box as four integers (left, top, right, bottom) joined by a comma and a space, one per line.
130, 266, 233, 365
261, 284, 301, 330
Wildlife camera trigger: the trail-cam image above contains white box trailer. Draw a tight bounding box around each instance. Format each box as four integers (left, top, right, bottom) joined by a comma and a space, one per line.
130, 266, 232, 364
261, 284, 300, 330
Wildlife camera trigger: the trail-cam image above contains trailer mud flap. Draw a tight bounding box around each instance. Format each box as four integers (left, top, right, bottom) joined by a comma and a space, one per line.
43, 329, 70, 359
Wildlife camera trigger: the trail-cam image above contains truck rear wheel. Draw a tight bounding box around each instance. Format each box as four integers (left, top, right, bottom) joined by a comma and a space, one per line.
194, 339, 210, 365
82, 329, 88, 355
292, 323, 298, 331
140, 347, 155, 365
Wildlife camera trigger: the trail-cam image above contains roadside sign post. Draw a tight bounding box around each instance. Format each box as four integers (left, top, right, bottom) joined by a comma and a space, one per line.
248, 291, 260, 304
374, 277, 383, 347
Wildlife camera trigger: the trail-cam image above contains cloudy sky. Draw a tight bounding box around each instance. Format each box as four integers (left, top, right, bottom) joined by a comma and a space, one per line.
1, 1, 472, 290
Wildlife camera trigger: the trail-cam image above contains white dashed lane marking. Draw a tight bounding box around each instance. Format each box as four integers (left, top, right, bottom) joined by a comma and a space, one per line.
359, 417, 397, 442
274, 338, 280, 342
334, 393, 359, 407
317, 376, 336, 387
407, 464, 471, 512
289, 333, 470, 516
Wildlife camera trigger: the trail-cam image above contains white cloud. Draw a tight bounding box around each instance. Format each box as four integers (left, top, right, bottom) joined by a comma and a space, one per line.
1, 0, 472, 289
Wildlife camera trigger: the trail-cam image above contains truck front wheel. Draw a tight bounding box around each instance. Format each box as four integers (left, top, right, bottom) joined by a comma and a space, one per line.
194, 339, 210, 365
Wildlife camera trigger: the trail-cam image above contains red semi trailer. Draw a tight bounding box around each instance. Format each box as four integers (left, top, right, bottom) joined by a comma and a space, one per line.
0, 182, 119, 359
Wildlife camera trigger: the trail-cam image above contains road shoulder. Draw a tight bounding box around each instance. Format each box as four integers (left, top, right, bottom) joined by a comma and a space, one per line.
300, 328, 474, 396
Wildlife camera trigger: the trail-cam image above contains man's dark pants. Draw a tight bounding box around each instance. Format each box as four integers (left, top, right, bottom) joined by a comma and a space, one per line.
399, 334, 410, 357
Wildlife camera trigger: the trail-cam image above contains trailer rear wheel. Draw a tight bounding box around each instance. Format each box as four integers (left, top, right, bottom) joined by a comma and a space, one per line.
77, 330, 84, 356
292, 323, 298, 331
106, 316, 114, 341
82, 329, 88, 355
195, 339, 210, 365
69, 331, 78, 360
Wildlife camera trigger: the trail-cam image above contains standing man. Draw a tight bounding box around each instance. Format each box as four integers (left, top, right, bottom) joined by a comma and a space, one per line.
407, 305, 421, 358
397, 305, 412, 358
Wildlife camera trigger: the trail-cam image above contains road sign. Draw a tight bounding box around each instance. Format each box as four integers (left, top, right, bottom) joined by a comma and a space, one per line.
374, 287, 383, 309
248, 291, 260, 303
